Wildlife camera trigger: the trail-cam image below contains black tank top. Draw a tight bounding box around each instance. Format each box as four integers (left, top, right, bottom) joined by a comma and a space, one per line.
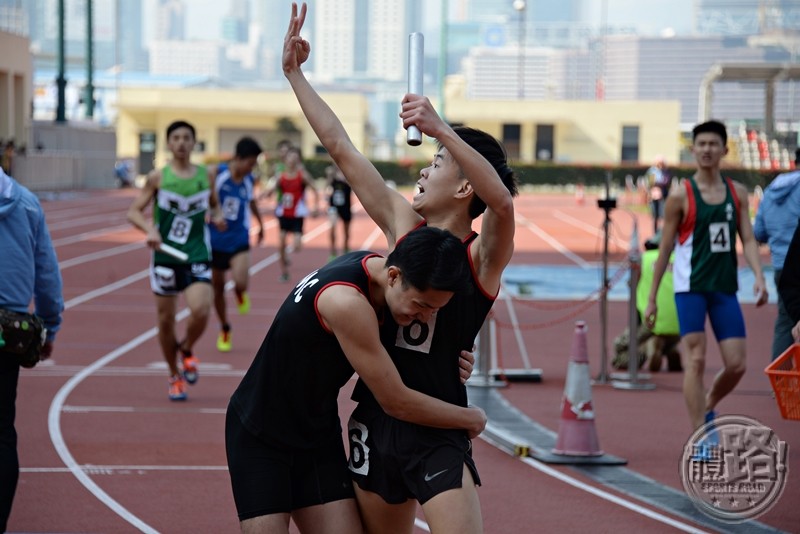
352, 232, 495, 411
229, 251, 379, 449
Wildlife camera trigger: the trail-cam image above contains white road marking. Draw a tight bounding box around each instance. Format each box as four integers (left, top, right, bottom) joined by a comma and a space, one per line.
515, 213, 591, 268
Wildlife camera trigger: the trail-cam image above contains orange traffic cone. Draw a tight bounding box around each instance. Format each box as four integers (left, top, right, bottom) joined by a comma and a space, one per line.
552, 321, 603, 456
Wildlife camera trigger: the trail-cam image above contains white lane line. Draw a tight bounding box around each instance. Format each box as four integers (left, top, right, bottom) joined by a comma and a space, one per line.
22, 465, 229, 473
52, 224, 133, 246
63, 270, 149, 309
361, 225, 386, 251
553, 209, 630, 249
48, 213, 128, 231
514, 213, 591, 268
481, 425, 711, 534
62, 405, 227, 414
59, 243, 144, 269
46, 215, 339, 531
48, 326, 167, 534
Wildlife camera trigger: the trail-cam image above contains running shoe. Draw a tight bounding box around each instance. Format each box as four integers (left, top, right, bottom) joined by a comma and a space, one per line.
217, 329, 232, 352
182, 354, 199, 384
236, 292, 251, 315
279, 273, 290, 283
168, 375, 187, 401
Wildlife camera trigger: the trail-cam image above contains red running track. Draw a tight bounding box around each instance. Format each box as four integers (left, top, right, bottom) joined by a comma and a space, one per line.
7, 188, 797, 533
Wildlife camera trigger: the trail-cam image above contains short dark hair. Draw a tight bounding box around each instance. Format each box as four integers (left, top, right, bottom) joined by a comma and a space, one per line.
286, 146, 302, 159
443, 127, 519, 220
386, 226, 471, 295
692, 120, 727, 146
166, 120, 196, 140
235, 137, 262, 159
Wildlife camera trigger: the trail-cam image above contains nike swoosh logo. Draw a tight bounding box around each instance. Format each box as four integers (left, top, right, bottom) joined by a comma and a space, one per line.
424, 469, 448, 482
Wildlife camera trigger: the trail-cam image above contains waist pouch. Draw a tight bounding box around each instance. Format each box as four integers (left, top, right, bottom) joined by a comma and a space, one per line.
0, 309, 47, 368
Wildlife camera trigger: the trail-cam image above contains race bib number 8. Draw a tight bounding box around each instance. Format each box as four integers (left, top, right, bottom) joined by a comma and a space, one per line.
348, 419, 370, 476
167, 215, 193, 245
709, 222, 731, 253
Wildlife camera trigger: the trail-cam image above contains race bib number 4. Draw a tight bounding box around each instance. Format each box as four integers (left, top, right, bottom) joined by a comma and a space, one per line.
709, 222, 731, 253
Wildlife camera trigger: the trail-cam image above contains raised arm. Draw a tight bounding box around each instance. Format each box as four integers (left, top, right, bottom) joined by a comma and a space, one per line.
283, 3, 419, 245
319, 285, 486, 437
401, 95, 516, 291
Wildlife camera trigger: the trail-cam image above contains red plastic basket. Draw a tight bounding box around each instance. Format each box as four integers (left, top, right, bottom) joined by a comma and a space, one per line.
765, 344, 800, 421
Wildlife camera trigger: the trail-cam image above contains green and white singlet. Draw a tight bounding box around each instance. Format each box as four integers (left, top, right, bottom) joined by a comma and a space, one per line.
153, 165, 212, 264
673, 177, 740, 294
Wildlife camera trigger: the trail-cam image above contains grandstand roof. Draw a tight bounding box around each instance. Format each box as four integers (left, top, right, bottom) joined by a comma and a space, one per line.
702, 62, 800, 84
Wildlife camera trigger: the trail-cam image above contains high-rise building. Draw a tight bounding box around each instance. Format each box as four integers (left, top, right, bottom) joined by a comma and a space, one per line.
18, 0, 144, 73
156, 0, 185, 41
252, 0, 295, 80
602, 34, 799, 125
314, 0, 422, 82
694, 0, 800, 35
221, 0, 249, 43
0, 0, 27, 35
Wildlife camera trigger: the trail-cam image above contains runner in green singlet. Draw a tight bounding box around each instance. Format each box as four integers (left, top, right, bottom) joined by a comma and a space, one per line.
127, 120, 226, 401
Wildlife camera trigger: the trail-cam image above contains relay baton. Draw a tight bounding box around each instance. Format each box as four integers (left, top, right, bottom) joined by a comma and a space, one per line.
159, 243, 189, 262
407, 32, 424, 146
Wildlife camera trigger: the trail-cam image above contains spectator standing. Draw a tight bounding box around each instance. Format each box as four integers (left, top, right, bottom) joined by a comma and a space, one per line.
0, 167, 63, 531
754, 148, 800, 360
646, 155, 671, 234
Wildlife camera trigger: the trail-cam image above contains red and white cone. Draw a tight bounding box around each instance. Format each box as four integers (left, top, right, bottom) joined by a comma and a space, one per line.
552, 321, 603, 456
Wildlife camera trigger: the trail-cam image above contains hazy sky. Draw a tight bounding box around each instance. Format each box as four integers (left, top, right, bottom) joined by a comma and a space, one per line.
143, 0, 695, 42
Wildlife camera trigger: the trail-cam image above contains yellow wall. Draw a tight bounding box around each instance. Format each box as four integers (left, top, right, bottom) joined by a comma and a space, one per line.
116, 86, 369, 168
0, 30, 33, 147
117, 79, 681, 170
443, 78, 681, 165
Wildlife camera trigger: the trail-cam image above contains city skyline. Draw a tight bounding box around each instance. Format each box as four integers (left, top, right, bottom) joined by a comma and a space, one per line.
141, 0, 695, 42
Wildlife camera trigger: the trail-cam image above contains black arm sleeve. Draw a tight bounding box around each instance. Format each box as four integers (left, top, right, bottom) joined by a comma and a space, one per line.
779, 221, 800, 324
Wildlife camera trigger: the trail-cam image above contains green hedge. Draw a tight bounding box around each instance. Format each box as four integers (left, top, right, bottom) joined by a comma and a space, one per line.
302, 159, 784, 191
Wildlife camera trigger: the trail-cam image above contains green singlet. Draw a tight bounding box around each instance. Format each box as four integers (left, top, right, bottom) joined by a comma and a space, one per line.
153, 165, 212, 264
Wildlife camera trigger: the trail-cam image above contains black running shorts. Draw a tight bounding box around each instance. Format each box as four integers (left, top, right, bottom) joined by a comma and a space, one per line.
149, 261, 211, 296
278, 216, 304, 234
225, 408, 355, 520
211, 245, 250, 271
347, 405, 480, 505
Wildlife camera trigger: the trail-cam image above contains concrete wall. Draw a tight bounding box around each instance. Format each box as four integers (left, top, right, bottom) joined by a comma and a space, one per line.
15, 122, 117, 191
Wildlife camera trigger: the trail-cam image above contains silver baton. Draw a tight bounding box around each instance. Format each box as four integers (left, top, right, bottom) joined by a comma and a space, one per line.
407, 32, 424, 146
